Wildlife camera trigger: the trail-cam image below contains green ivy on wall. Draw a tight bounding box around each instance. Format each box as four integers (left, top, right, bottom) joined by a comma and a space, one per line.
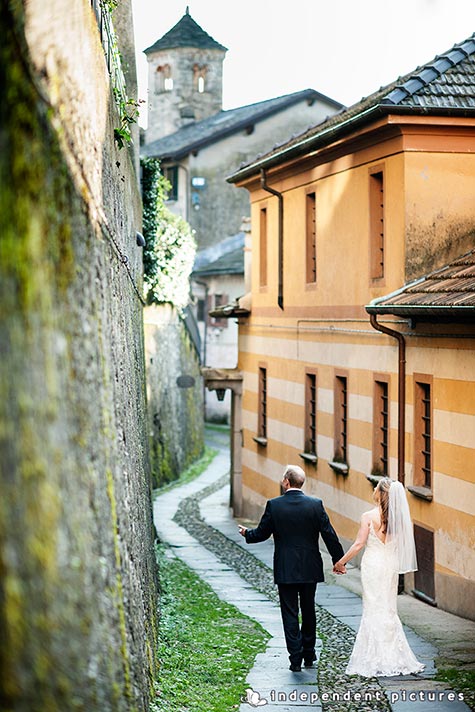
141, 158, 196, 310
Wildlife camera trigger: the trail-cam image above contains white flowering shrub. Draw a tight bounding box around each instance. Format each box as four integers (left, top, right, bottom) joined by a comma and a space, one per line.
141, 158, 196, 310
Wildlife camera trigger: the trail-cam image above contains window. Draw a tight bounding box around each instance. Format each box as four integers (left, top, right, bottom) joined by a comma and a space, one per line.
164, 166, 178, 201
155, 64, 173, 93
334, 375, 348, 463
259, 207, 268, 287
306, 191, 317, 283
414, 377, 432, 489
208, 293, 229, 329
373, 378, 389, 476
193, 63, 207, 93
369, 167, 384, 279
258, 366, 267, 440
197, 298, 205, 322
304, 371, 317, 456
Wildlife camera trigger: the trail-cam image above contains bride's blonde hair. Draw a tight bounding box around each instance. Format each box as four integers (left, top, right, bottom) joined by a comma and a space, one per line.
375, 477, 393, 534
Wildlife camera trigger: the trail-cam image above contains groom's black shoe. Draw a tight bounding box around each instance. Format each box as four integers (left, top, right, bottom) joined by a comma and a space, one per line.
304, 653, 317, 667
289, 663, 302, 672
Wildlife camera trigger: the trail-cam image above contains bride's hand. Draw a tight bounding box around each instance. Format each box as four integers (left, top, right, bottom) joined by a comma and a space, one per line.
333, 561, 346, 574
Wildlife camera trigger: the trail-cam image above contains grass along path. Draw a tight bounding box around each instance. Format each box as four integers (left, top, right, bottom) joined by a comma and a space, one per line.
151, 545, 269, 712
152, 445, 218, 497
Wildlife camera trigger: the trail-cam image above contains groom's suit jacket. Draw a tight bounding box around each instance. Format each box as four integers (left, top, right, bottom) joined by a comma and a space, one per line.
245, 490, 344, 584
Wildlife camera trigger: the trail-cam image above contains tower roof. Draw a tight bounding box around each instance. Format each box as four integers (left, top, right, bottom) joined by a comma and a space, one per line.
144, 8, 227, 54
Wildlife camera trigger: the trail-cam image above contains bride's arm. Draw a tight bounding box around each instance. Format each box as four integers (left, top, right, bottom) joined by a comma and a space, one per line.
333, 513, 371, 572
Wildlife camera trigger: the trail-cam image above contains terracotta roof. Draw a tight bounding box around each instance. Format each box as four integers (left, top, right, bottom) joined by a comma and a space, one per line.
144, 10, 227, 54
366, 248, 475, 320
229, 34, 475, 183
142, 89, 343, 161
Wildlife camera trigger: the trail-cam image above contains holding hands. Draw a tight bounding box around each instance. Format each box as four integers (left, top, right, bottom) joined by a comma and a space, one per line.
333, 561, 347, 575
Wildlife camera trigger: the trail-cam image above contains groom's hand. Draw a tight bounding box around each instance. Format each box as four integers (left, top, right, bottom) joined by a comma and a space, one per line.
238, 525, 247, 537
333, 562, 346, 575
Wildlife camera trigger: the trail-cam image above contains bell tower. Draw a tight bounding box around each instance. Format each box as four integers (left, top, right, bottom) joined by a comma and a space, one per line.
144, 8, 227, 144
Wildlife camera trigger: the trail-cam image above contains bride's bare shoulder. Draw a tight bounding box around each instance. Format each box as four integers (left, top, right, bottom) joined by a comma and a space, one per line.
362, 507, 378, 517
361, 508, 377, 523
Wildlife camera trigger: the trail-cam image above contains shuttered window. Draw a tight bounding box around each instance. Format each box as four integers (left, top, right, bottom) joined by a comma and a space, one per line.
373, 378, 389, 476
259, 207, 268, 287
369, 168, 384, 279
306, 192, 317, 284
414, 378, 432, 489
334, 375, 348, 463
305, 371, 317, 455
258, 367, 267, 439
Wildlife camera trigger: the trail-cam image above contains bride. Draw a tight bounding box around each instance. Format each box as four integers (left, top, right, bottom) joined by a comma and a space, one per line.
333, 477, 424, 677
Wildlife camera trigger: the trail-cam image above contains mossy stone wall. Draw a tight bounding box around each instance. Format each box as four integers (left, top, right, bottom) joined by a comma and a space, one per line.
144, 305, 205, 488
0, 2, 158, 710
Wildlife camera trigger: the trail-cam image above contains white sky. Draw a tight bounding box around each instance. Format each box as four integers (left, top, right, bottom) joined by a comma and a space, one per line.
131, 0, 475, 128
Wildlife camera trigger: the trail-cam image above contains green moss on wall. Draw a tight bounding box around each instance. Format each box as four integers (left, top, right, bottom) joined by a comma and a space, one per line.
147, 308, 204, 490
0, 4, 158, 710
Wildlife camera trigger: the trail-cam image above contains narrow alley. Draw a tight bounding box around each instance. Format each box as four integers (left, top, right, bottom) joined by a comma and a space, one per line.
153, 428, 474, 712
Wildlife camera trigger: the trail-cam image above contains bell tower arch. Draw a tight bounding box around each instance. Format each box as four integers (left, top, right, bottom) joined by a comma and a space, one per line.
144, 8, 227, 144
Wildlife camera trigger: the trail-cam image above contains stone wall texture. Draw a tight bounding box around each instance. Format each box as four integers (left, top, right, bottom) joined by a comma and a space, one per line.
146, 46, 225, 144
144, 305, 205, 488
0, 2, 158, 710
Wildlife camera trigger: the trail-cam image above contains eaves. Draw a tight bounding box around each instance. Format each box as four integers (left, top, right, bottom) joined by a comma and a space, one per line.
227, 104, 475, 185
145, 92, 332, 162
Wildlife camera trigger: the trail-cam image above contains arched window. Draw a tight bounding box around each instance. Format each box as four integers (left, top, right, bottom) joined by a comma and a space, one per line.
155, 64, 173, 93
193, 64, 207, 93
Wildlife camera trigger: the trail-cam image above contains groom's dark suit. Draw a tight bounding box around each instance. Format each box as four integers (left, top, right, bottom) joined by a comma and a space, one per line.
245, 489, 344, 667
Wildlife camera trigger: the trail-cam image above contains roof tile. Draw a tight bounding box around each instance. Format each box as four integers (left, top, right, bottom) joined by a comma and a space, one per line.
144, 10, 227, 54
142, 89, 343, 160
229, 34, 475, 181
367, 249, 475, 318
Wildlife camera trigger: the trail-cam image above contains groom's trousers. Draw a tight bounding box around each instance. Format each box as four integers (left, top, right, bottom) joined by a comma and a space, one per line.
278, 582, 317, 665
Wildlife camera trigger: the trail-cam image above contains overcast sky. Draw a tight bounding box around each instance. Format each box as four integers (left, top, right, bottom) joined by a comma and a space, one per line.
131, 0, 475, 128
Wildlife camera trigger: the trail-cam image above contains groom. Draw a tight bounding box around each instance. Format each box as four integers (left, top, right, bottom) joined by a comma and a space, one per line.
238, 465, 345, 671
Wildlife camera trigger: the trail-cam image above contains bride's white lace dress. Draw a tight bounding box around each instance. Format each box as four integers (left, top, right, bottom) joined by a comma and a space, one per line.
346, 521, 425, 677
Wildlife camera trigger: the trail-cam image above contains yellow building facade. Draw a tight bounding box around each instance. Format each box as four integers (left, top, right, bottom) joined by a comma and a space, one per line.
226, 38, 475, 619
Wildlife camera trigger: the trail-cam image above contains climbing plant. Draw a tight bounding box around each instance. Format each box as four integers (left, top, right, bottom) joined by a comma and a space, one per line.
141, 158, 196, 310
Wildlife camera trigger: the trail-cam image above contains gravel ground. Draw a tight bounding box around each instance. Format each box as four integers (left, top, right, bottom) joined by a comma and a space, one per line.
173, 474, 390, 712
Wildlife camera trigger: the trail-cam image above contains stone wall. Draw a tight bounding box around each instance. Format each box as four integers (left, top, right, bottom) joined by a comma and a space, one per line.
144, 305, 205, 488
0, 2, 158, 710
146, 46, 225, 144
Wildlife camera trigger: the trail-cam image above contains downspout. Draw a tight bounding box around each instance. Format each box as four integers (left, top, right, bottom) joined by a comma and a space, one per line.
369, 314, 406, 484
260, 168, 284, 310
193, 278, 208, 366
178, 162, 191, 222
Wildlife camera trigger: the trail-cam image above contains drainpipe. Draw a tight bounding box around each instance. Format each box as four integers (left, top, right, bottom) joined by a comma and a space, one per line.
177, 163, 191, 222
193, 278, 208, 366
260, 169, 284, 310
369, 314, 406, 484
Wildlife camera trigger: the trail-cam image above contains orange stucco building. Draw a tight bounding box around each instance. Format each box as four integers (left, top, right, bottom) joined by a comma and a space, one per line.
222, 36, 475, 619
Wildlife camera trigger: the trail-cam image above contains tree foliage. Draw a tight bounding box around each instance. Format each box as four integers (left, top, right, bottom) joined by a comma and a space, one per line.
141, 158, 196, 309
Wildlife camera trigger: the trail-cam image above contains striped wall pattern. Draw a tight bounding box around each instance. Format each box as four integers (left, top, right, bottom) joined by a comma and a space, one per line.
238, 324, 475, 583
